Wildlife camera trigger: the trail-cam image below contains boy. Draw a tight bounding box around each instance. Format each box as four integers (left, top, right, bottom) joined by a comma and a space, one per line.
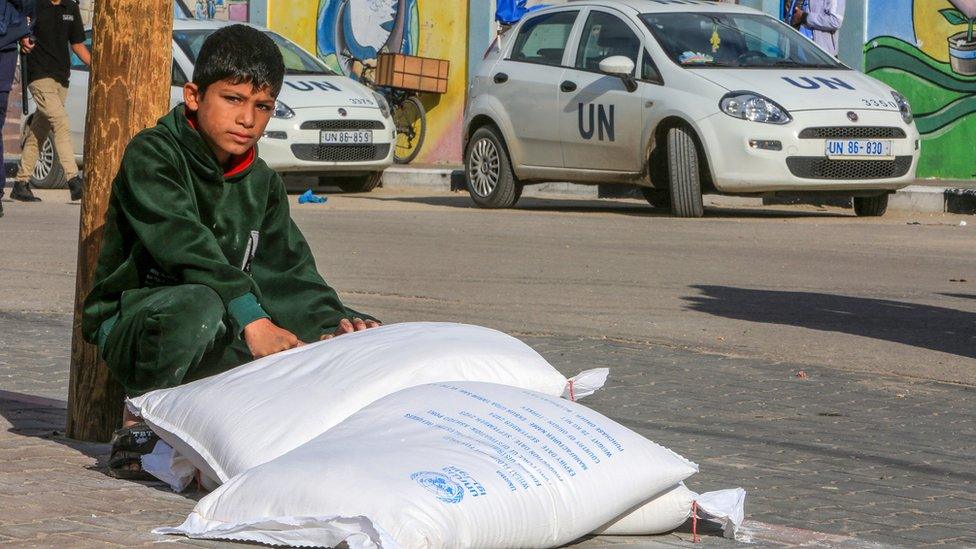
82, 25, 378, 478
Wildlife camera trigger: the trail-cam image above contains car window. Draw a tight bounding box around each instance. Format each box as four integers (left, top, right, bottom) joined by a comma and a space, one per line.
70, 31, 93, 72
173, 29, 335, 75
575, 11, 640, 74
641, 12, 842, 68
510, 11, 578, 66
641, 49, 660, 82
172, 61, 188, 87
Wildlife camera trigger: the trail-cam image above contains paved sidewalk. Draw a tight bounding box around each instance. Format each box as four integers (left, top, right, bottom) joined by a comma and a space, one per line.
2, 312, 974, 546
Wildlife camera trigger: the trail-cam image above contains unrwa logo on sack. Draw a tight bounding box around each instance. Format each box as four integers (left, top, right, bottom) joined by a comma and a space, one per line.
411, 471, 464, 503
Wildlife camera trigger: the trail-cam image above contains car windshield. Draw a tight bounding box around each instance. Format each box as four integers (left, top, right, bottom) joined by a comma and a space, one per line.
640, 12, 842, 69
173, 29, 335, 75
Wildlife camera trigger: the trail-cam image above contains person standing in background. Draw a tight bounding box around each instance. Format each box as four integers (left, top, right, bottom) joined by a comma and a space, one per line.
0, 0, 35, 215
13, 0, 89, 203
790, 0, 845, 57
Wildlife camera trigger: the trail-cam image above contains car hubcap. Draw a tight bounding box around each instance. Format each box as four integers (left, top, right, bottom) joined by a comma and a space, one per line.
33, 137, 54, 181
468, 138, 499, 197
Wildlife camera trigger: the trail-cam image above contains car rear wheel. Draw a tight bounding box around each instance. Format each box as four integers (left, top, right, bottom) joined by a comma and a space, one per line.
666, 126, 704, 218
29, 135, 66, 189
321, 172, 383, 193
465, 126, 519, 209
852, 194, 888, 217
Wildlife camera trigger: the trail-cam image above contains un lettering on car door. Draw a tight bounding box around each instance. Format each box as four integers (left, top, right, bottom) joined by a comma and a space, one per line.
560, 88, 644, 171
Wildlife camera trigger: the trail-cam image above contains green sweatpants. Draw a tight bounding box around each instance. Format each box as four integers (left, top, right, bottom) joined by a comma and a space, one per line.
98, 284, 252, 397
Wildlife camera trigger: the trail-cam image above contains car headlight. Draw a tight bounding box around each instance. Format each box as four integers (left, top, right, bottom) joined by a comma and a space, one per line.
273, 100, 295, 119
891, 91, 913, 124
372, 91, 391, 119
719, 92, 792, 125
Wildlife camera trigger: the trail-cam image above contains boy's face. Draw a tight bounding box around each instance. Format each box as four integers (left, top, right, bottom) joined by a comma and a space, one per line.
183, 79, 276, 165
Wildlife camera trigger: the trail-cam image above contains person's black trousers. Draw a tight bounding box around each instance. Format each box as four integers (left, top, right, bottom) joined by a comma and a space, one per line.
0, 46, 20, 199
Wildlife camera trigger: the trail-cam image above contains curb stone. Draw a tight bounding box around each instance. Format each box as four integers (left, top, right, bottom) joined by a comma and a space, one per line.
381, 166, 976, 214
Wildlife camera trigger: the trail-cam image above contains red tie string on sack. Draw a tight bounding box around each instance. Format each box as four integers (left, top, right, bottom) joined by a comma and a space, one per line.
691, 500, 700, 543
568, 379, 576, 402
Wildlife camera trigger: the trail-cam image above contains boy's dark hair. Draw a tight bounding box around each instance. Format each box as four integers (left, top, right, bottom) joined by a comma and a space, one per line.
193, 24, 285, 97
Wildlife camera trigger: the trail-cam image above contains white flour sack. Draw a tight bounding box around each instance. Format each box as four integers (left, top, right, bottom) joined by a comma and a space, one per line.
156, 382, 698, 548
128, 322, 608, 485
596, 483, 746, 538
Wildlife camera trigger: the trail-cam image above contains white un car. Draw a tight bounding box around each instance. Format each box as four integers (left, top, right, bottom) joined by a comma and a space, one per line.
27, 19, 395, 193
464, 0, 920, 217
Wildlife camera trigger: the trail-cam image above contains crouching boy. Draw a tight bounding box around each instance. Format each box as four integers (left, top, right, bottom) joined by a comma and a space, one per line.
81, 25, 379, 479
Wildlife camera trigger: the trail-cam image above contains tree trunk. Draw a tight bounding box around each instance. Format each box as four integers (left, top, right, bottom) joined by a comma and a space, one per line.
67, 1, 174, 442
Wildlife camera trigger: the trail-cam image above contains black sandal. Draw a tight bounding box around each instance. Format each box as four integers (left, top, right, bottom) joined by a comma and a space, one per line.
108, 422, 160, 480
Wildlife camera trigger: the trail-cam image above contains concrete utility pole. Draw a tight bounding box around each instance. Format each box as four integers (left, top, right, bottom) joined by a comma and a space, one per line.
67, 1, 174, 442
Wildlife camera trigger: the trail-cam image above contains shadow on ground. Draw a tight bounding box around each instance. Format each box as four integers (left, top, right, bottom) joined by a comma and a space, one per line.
360, 194, 851, 219
684, 285, 976, 360
0, 389, 106, 461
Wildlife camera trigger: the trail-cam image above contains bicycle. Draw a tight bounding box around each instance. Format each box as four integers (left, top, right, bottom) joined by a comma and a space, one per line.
344, 54, 427, 165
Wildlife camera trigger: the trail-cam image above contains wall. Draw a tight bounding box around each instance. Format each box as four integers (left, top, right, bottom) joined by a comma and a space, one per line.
268, 0, 469, 164
175, 0, 252, 22
865, 0, 976, 179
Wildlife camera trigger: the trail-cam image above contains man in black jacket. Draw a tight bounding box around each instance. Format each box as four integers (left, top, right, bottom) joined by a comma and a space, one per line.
0, 0, 34, 216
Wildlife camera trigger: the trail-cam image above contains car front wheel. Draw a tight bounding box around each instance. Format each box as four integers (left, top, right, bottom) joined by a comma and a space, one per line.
666, 126, 704, 218
465, 126, 519, 209
853, 194, 888, 217
321, 172, 383, 193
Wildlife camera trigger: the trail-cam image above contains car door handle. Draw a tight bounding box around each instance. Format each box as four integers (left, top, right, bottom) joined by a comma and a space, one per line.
493, 73, 508, 84
560, 80, 577, 92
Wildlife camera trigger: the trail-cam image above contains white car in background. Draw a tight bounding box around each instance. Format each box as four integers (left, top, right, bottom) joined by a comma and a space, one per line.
464, 0, 920, 217
25, 19, 395, 193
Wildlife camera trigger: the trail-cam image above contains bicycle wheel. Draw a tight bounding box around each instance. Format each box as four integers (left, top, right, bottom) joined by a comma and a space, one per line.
393, 96, 426, 164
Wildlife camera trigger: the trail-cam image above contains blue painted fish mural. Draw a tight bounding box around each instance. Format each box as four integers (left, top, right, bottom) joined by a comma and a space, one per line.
317, 0, 420, 76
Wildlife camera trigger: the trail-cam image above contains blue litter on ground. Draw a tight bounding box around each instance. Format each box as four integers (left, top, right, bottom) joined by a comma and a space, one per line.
298, 189, 327, 204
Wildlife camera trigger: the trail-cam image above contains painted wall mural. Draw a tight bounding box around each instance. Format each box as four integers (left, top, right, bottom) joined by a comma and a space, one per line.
866, 0, 976, 178
176, 0, 251, 22
316, 0, 419, 75
269, 0, 468, 164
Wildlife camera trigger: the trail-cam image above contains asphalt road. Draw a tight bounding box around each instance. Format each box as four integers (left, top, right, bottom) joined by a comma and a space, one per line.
1, 187, 973, 384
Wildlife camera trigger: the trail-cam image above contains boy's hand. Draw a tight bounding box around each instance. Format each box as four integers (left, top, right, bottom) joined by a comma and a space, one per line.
320, 318, 381, 341
243, 318, 304, 358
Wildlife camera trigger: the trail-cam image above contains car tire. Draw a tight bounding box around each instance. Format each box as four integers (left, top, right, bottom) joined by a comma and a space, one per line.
853, 194, 888, 217
323, 172, 383, 193
666, 126, 704, 218
28, 135, 66, 189
465, 126, 519, 209
640, 187, 671, 209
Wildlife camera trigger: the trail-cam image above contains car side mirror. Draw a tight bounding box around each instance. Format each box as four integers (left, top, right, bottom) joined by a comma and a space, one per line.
599, 56, 638, 93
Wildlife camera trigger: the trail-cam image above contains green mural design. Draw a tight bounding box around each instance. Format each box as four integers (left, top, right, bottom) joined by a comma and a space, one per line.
866, 1, 976, 179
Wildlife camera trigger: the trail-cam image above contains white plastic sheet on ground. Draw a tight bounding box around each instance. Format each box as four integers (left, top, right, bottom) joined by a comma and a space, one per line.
156, 381, 699, 548
128, 322, 608, 486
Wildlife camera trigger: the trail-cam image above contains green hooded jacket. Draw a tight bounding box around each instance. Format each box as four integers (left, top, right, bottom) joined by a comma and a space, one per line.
82, 105, 370, 345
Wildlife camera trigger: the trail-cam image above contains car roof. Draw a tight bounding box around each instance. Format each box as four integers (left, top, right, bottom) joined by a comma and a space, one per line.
555, 0, 761, 15
171, 18, 272, 32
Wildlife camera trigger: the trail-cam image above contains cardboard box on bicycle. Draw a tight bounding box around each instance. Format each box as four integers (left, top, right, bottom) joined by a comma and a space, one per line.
376, 53, 449, 94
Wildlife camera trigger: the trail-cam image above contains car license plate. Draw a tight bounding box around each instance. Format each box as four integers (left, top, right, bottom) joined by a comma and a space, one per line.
320, 130, 372, 145
825, 139, 892, 159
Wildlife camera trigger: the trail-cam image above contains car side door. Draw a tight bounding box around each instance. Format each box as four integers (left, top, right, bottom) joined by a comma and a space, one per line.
494, 9, 579, 168
558, 9, 648, 173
